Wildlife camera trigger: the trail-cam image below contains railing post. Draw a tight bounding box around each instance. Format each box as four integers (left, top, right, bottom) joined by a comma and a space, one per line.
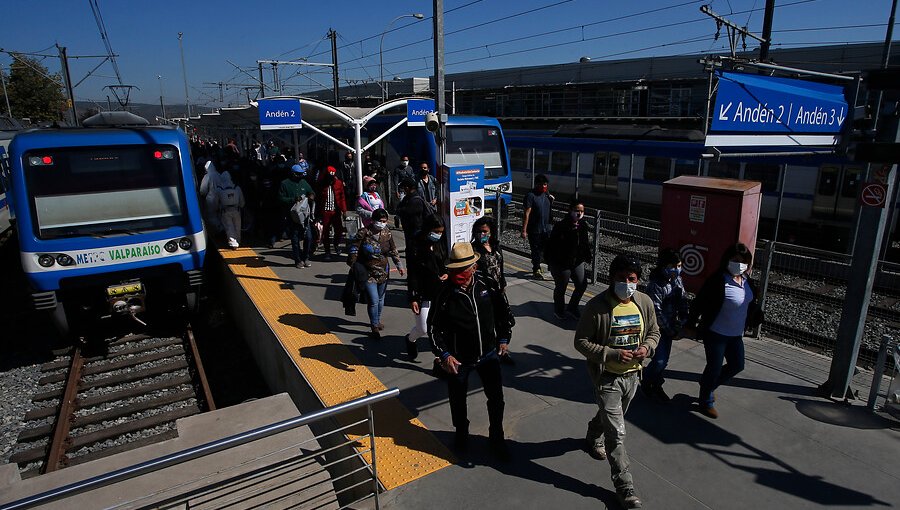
867, 335, 892, 412
752, 240, 775, 339
367, 403, 380, 510
592, 209, 602, 285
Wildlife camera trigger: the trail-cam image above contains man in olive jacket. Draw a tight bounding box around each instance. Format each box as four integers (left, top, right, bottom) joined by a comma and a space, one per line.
574, 254, 659, 510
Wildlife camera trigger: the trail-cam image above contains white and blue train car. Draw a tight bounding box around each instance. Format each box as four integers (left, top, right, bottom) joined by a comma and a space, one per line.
4, 113, 206, 335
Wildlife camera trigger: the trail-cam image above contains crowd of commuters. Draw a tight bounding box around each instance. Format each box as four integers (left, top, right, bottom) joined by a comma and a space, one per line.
193, 144, 763, 509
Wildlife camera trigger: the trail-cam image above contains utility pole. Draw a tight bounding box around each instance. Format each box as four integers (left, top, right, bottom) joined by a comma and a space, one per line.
758, 0, 776, 61
0, 66, 12, 118
157, 75, 167, 119
700, 4, 767, 58
178, 32, 191, 118
433, 0, 447, 203
258, 62, 266, 99
57, 45, 78, 126
329, 28, 339, 106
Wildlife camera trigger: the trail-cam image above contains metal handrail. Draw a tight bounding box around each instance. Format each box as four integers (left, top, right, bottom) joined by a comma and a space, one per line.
1, 388, 400, 510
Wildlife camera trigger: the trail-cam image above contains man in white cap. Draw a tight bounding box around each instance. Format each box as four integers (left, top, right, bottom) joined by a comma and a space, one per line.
428, 242, 515, 460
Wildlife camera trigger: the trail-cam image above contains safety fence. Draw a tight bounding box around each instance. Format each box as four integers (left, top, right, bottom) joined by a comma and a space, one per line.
501, 192, 899, 376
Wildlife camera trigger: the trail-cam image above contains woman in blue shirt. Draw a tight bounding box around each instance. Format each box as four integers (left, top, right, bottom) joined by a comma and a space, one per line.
685, 243, 763, 419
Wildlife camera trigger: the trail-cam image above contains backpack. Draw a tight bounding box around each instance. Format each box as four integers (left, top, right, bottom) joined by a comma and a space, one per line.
290, 197, 311, 225
218, 184, 240, 207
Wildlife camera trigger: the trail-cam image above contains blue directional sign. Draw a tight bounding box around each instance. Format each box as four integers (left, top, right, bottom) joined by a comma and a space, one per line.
708, 71, 848, 147
407, 99, 435, 126
258, 98, 302, 130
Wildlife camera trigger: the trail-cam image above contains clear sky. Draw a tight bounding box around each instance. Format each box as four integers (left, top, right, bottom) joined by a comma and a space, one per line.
2, 0, 897, 109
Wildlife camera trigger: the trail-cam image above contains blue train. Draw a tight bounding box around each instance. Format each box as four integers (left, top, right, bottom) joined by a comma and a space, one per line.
2, 112, 205, 336
505, 125, 899, 252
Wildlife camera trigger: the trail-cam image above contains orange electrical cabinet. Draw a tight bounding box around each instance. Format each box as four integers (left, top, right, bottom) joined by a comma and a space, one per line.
660, 176, 762, 293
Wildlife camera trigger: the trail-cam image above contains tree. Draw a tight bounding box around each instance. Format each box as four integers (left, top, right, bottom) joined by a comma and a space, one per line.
1, 53, 67, 122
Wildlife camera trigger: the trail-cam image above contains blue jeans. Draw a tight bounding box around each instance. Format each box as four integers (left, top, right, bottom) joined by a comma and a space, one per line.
289, 223, 313, 264
364, 281, 387, 327
643, 331, 674, 386
699, 330, 745, 407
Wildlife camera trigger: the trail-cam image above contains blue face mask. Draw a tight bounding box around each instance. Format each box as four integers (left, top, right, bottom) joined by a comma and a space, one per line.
428, 232, 442, 242
479, 234, 491, 244
665, 267, 682, 278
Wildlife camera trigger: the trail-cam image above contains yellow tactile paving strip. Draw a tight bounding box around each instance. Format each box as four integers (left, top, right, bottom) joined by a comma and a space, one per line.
218, 247, 453, 489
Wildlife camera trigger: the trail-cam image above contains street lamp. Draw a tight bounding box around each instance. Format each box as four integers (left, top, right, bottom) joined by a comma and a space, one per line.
178, 32, 191, 118
380, 13, 424, 102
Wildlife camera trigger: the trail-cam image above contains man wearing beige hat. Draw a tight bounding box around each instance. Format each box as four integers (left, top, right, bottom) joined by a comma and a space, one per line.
428, 242, 515, 460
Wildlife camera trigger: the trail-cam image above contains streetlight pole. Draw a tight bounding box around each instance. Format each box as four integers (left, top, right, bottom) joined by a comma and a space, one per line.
177, 32, 191, 118
157, 75, 167, 120
380, 13, 424, 103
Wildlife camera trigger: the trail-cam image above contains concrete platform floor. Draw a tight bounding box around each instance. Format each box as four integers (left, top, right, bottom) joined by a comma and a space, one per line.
246, 229, 899, 510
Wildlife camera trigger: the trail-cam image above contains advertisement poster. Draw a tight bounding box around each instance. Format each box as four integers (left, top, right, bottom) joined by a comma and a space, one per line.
442, 164, 485, 247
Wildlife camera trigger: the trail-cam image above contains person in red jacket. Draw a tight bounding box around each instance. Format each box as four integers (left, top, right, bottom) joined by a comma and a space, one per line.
316, 166, 347, 259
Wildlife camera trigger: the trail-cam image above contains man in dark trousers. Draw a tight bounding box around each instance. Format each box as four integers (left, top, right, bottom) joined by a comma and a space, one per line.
341, 151, 358, 204
428, 242, 515, 459
391, 155, 415, 226
521, 174, 553, 280
396, 177, 432, 261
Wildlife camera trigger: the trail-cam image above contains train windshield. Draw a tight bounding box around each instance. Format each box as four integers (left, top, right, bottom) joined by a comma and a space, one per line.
445, 126, 508, 180
23, 145, 186, 239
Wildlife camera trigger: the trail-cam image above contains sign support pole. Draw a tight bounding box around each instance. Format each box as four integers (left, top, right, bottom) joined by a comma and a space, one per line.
820, 129, 899, 399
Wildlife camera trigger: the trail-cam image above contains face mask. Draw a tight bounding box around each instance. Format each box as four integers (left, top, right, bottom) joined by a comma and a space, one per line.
368, 185, 378, 192
571, 211, 584, 220
428, 232, 442, 242
451, 267, 476, 286
665, 267, 682, 278
539, 184, 548, 193
402, 160, 409, 167
728, 261, 749, 276
479, 234, 491, 244
373, 221, 387, 230
614, 282, 637, 301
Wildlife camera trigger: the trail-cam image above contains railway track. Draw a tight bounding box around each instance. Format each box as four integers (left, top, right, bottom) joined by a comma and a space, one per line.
9, 325, 214, 478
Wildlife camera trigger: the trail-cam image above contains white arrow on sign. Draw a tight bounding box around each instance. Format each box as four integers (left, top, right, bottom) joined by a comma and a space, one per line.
718, 102, 733, 121
837, 106, 845, 126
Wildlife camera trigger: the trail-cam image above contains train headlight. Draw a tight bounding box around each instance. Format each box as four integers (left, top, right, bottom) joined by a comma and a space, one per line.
38, 254, 56, 267
178, 237, 193, 250
164, 240, 179, 253
56, 254, 75, 266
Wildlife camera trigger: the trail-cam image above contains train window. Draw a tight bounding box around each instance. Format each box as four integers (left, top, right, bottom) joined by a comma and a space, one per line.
510, 148, 530, 171
708, 161, 740, 179
743, 163, 780, 192
551, 151, 572, 174
23, 145, 186, 239
674, 159, 698, 177
445, 126, 508, 179
534, 150, 550, 173
840, 167, 863, 198
643, 156, 672, 182
817, 166, 839, 196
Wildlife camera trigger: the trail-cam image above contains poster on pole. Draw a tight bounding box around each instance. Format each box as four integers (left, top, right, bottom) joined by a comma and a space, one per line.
442, 164, 484, 246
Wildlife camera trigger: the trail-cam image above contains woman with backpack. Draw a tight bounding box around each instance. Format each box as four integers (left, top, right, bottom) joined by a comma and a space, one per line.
347, 208, 404, 339
216, 170, 245, 249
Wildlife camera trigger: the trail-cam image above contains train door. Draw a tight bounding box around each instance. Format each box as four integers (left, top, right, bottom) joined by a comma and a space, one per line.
592, 151, 620, 192
813, 165, 863, 218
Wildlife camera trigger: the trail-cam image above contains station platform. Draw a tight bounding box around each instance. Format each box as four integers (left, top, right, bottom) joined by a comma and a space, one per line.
215, 225, 899, 510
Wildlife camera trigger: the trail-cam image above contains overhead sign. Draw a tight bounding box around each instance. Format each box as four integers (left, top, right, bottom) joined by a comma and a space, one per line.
407, 99, 436, 126
258, 98, 302, 130
707, 71, 848, 147
860, 182, 887, 208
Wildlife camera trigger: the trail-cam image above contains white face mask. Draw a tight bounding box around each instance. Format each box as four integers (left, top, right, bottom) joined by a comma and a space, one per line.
571, 211, 584, 220
402, 160, 409, 167
373, 221, 387, 230
728, 261, 749, 276
614, 282, 637, 301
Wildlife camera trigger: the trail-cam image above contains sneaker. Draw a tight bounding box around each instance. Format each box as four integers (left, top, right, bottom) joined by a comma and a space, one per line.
586, 440, 606, 460
405, 335, 418, 361
699, 405, 719, 419
294, 262, 302, 268
303, 260, 311, 268
617, 488, 642, 509
653, 384, 671, 403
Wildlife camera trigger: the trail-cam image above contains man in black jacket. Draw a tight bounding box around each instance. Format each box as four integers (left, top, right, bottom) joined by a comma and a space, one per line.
428, 243, 515, 459
396, 178, 433, 260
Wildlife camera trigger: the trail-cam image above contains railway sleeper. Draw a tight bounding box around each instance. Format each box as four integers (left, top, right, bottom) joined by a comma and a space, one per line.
38, 345, 185, 385
29, 359, 190, 403
24, 374, 193, 421
66, 404, 199, 452
16, 387, 196, 442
